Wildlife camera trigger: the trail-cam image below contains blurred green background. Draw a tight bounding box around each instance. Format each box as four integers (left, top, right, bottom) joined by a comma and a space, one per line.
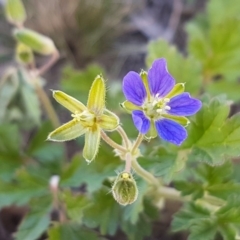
1, 0, 240, 239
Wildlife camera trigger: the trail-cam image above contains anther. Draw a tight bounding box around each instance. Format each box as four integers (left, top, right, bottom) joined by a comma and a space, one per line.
71, 111, 82, 121
165, 106, 171, 111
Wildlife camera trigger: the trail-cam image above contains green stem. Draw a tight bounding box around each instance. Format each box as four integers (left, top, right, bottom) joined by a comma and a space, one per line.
157, 186, 184, 202
101, 130, 126, 153
131, 158, 225, 207
131, 158, 159, 185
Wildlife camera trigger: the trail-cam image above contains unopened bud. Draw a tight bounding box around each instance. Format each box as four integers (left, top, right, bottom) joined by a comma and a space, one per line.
14, 28, 56, 55
112, 172, 138, 206
16, 42, 34, 65
5, 0, 26, 25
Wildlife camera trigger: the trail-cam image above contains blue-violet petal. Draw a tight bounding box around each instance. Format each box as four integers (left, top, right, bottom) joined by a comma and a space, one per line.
155, 118, 187, 145
148, 58, 175, 97
132, 110, 150, 134
168, 93, 202, 116
122, 71, 146, 106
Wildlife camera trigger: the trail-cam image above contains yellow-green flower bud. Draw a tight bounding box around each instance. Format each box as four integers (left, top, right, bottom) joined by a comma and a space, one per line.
14, 28, 56, 55
5, 0, 26, 26
112, 172, 138, 206
16, 42, 34, 65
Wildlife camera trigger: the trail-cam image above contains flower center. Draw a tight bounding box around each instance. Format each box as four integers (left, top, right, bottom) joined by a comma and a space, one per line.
71, 110, 96, 127
142, 94, 171, 120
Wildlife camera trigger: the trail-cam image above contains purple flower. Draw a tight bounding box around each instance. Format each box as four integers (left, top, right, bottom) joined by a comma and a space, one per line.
121, 58, 202, 145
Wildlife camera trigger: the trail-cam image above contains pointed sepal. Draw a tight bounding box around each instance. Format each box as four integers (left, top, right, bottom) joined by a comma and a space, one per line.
52, 90, 87, 113
120, 100, 141, 113
47, 119, 87, 142
162, 114, 190, 126
166, 83, 185, 99
87, 75, 105, 115
83, 125, 101, 163
99, 109, 119, 131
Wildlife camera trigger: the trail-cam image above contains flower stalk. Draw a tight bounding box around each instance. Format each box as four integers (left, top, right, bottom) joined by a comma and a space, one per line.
31, 76, 60, 128
100, 130, 126, 153
116, 126, 130, 149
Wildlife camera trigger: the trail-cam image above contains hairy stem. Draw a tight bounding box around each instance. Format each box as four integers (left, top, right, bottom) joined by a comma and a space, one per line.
131, 158, 159, 185
117, 126, 129, 149
132, 133, 144, 154
101, 130, 126, 152
124, 152, 132, 173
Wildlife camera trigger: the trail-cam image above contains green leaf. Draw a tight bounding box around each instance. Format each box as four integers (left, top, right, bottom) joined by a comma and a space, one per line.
138, 147, 187, 183
206, 80, 240, 102
0, 167, 51, 208
172, 203, 211, 232
217, 196, 240, 224
207, 0, 240, 26
0, 124, 23, 181
27, 121, 64, 169
0, 68, 19, 121
15, 195, 52, 240
19, 71, 41, 126
17, 69, 41, 127
186, 22, 209, 64
188, 220, 217, 240
146, 39, 202, 95
218, 225, 236, 240
174, 181, 204, 200
121, 214, 152, 240
83, 187, 121, 236
121, 198, 158, 240
83, 185, 153, 237
182, 98, 240, 165
206, 183, 240, 200
187, 2, 240, 82
60, 144, 121, 192
172, 198, 240, 240
174, 161, 239, 200
48, 223, 101, 240
60, 189, 89, 223
215, 196, 240, 239
195, 160, 232, 185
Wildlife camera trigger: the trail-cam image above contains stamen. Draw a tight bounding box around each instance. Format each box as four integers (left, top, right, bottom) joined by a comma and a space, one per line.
163, 98, 170, 103
156, 109, 163, 113
71, 111, 81, 121
152, 99, 158, 106
165, 106, 171, 111
152, 93, 161, 105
